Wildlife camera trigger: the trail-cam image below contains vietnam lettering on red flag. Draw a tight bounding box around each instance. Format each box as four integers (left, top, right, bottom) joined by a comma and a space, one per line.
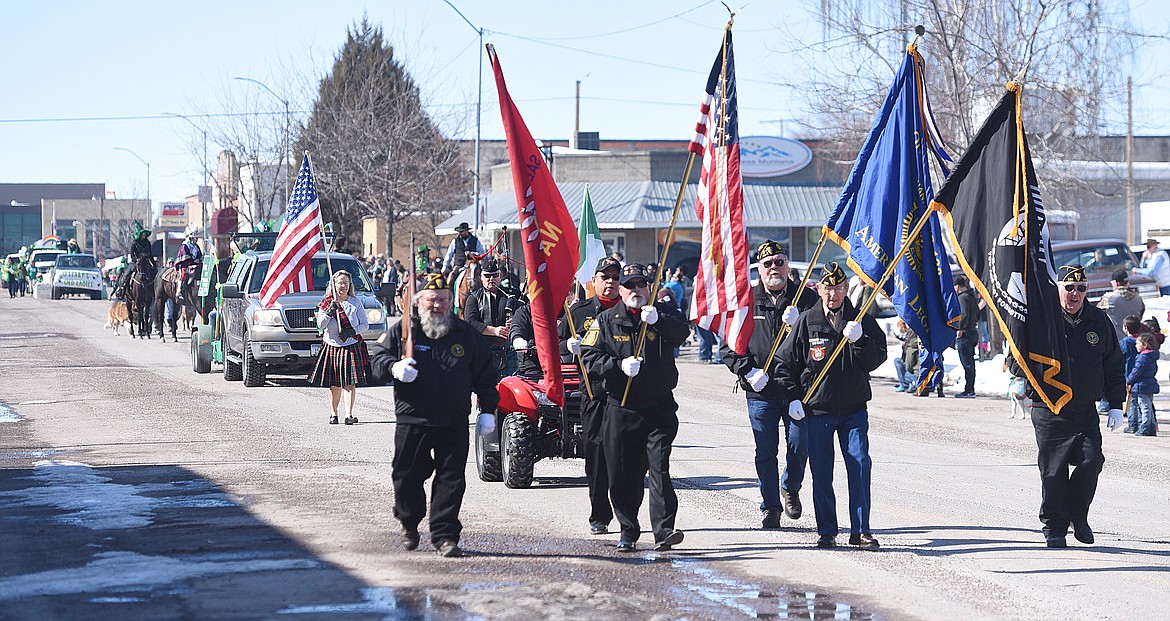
487, 44, 580, 406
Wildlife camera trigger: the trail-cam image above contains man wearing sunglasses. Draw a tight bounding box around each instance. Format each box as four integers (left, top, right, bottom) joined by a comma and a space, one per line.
720, 241, 817, 529
580, 262, 691, 553
463, 258, 520, 376
562, 256, 624, 535
1014, 264, 1125, 548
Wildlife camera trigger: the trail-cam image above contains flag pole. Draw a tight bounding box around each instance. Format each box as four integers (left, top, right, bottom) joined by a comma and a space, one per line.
761, 235, 830, 373
563, 300, 595, 401
801, 206, 936, 402
404, 233, 416, 360
305, 151, 335, 281
619, 150, 698, 406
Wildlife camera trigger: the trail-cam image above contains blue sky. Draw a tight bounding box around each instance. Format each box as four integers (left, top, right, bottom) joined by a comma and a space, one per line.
2, 0, 1168, 209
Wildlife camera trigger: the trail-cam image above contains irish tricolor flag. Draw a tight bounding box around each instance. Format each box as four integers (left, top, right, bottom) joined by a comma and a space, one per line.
574, 185, 607, 286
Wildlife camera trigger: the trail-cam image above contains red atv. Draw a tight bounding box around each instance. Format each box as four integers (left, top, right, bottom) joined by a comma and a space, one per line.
475, 363, 584, 488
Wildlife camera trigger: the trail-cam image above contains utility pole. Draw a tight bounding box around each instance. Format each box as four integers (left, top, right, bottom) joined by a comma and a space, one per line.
1126, 76, 1135, 244
573, 80, 581, 149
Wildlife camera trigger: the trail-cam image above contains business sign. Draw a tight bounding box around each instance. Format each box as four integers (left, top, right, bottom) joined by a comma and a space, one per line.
739, 136, 812, 178
159, 202, 187, 228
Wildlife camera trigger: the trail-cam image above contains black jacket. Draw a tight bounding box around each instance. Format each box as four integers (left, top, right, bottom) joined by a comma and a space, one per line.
957, 288, 980, 334
371, 315, 500, 426
507, 303, 567, 378
1011, 303, 1125, 414
462, 286, 518, 347
580, 300, 690, 410
561, 296, 618, 397
720, 280, 818, 401
776, 299, 887, 416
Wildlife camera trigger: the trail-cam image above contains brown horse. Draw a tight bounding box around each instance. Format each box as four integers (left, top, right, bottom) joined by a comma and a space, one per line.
154, 265, 199, 342
126, 268, 155, 339
453, 258, 482, 319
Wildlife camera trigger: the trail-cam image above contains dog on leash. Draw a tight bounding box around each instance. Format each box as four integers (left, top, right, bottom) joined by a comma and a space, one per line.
104, 301, 129, 335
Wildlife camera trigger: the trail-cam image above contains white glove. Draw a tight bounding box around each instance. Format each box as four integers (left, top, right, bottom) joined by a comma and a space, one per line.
842, 321, 863, 343
512, 337, 529, 350
476, 412, 496, 435
391, 358, 417, 383
745, 367, 769, 392
620, 356, 642, 377
1107, 408, 1124, 431
782, 306, 800, 325
788, 400, 806, 421
640, 305, 659, 325
567, 335, 582, 355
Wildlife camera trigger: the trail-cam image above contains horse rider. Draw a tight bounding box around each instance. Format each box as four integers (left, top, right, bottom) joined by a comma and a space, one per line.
113, 223, 157, 298
174, 229, 204, 303
442, 222, 486, 281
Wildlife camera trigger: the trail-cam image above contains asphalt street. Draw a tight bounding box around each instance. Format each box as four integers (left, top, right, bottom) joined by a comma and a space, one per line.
1, 295, 1168, 620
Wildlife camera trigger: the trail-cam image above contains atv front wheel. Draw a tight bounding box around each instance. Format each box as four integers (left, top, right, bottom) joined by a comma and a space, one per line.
475, 418, 502, 483
501, 412, 536, 488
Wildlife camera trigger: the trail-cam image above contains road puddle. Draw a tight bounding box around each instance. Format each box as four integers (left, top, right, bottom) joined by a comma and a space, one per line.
674, 559, 877, 620
278, 586, 471, 619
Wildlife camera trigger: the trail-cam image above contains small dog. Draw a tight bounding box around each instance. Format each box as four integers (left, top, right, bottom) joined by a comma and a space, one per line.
105, 301, 129, 335
1007, 376, 1030, 419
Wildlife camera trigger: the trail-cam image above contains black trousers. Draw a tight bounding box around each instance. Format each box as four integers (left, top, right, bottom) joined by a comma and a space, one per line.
581, 387, 613, 526
957, 333, 978, 393
391, 422, 469, 546
603, 397, 679, 543
1030, 405, 1105, 538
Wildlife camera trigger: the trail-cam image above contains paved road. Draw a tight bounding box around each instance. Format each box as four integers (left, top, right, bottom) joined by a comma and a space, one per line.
1, 296, 1168, 620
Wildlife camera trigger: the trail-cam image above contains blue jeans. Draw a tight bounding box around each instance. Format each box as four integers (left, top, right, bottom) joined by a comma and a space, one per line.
697, 326, 716, 361
806, 410, 872, 537
1161, 285, 1170, 296
893, 358, 915, 390
1132, 393, 1158, 435
746, 397, 807, 511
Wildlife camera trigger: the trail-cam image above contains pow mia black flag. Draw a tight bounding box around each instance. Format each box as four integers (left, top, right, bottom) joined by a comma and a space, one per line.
931, 84, 1073, 413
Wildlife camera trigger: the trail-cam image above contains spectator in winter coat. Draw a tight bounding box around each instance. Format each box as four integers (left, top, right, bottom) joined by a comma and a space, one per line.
1098, 270, 1146, 340
1125, 332, 1160, 436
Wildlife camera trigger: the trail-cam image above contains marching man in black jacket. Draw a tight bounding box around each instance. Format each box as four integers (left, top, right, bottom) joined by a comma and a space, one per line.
1013, 264, 1125, 548
721, 241, 816, 528
777, 262, 887, 550
581, 263, 691, 553
562, 256, 624, 535
372, 273, 499, 558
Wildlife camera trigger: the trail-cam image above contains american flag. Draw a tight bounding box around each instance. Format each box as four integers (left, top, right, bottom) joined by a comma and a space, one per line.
259, 155, 323, 309
688, 29, 753, 355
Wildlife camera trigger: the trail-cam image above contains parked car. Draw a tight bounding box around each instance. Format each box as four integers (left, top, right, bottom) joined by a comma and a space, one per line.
27, 249, 67, 283
49, 253, 103, 299
1050, 238, 1158, 303
211, 249, 389, 386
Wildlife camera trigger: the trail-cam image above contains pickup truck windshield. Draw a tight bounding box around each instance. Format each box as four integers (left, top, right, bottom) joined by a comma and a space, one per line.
248, 257, 374, 294
55, 255, 97, 269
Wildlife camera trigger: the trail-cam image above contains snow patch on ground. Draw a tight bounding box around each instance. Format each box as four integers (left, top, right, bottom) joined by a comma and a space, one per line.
0, 402, 19, 423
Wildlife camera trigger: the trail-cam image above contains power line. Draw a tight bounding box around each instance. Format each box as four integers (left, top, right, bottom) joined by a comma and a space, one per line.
0, 111, 283, 124
508, 1, 713, 41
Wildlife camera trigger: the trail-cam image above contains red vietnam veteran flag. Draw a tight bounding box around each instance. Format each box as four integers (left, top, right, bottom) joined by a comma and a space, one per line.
488, 44, 580, 406
688, 28, 753, 355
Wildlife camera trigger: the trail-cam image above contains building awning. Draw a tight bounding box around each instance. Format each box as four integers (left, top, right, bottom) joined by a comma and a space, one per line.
210, 208, 238, 236
436, 180, 841, 234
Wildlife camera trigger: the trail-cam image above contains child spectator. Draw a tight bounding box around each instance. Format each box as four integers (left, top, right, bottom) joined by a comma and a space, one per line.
1141, 316, 1166, 348
1126, 332, 1160, 436
1120, 316, 1143, 376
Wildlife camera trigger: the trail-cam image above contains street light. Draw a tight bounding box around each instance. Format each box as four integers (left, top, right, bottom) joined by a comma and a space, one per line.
112, 146, 150, 231
442, 0, 484, 232
164, 112, 211, 250
233, 76, 292, 204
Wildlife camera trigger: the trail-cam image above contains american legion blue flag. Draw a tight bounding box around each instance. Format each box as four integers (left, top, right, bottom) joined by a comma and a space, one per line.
822, 47, 960, 389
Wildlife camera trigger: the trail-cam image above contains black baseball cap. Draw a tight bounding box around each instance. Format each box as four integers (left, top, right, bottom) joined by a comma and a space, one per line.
619, 263, 648, 285
595, 256, 621, 274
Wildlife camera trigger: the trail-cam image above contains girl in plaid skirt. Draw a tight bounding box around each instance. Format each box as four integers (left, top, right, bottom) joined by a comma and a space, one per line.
309, 270, 370, 424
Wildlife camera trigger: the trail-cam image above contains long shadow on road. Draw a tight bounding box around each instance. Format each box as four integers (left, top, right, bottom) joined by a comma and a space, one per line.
0, 462, 467, 620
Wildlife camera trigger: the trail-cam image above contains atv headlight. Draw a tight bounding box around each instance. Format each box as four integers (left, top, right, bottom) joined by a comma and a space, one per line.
252, 309, 283, 326
366, 307, 384, 323
532, 389, 555, 407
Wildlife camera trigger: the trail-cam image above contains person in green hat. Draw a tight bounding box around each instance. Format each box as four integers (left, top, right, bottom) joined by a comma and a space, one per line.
114, 223, 157, 298
415, 244, 431, 275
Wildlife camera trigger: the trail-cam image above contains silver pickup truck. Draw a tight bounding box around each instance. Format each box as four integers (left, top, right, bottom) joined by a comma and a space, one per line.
217, 250, 388, 387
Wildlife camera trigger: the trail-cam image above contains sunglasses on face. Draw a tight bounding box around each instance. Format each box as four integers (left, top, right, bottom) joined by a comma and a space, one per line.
596, 272, 620, 281
1063, 284, 1087, 292
760, 258, 786, 269
482, 273, 500, 279
623, 280, 649, 289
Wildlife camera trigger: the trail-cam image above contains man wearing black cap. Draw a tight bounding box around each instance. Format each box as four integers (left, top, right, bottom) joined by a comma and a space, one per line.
776, 262, 887, 550
581, 262, 691, 553
1097, 268, 1145, 340
562, 256, 623, 535
1015, 264, 1124, 548
720, 241, 817, 528
442, 222, 486, 280
953, 275, 980, 398
372, 273, 500, 558
463, 257, 520, 376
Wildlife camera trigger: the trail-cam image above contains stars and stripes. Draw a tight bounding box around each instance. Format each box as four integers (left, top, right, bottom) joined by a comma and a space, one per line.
259, 155, 324, 309
688, 29, 753, 355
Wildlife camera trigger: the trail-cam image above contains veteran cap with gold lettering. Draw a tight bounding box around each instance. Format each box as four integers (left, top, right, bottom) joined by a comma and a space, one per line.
421, 273, 448, 290
1057, 264, 1087, 283
619, 263, 648, 286
756, 240, 787, 262
819, 261, 847, 286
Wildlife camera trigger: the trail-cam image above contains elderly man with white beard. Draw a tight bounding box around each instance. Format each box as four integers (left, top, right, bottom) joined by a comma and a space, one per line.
370, 273, 499, 559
